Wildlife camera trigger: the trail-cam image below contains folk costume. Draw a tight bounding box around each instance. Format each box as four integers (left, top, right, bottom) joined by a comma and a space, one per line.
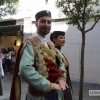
10, 33, 67, 100
0, 59, 4, 96
50, 31, 74, 100
55, 48, 74, 100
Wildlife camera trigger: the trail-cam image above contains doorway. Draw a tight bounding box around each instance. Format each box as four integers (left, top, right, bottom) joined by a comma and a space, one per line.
0, 25, 23, 52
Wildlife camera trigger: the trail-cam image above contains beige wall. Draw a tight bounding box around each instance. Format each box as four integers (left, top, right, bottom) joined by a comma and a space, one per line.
1, 35, 22, 52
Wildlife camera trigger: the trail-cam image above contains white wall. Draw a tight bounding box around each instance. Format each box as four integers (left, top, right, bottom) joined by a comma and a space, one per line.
46, 21, 100, 84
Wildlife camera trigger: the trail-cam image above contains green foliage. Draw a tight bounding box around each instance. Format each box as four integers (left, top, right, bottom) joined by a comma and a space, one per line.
56, 0, 100, 26
0, 0, 19, 19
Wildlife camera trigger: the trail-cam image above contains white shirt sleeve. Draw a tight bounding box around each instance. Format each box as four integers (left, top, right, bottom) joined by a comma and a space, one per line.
0, 59, 4, 77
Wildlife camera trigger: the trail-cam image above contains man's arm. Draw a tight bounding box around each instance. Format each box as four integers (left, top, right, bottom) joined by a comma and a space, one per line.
19, 42, 63, 92
18, 42, 52, 92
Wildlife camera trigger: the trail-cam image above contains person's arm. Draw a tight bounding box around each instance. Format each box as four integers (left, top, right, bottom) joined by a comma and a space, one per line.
58, 56, 66, 80
0, 59, 4, 78
6, 52, 11, 58
57, 56, 69, 90
19, 42, 53, 92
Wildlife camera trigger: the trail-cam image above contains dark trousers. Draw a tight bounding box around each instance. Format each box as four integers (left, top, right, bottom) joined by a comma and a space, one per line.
2, 64, 6, 72
6, 59, 11, 72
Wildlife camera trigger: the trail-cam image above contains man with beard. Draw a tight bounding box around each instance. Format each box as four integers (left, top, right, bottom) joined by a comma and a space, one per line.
10, 10, 68, 100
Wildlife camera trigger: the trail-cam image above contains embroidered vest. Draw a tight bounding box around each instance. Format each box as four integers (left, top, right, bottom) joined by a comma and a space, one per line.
62, 54, 69, 69
24, 35, 59, 81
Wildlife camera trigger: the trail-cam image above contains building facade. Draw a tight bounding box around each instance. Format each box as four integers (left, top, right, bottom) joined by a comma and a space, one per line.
0, 0, 100, 84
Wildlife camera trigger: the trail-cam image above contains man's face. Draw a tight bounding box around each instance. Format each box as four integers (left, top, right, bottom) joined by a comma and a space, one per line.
35, 16, 52, 36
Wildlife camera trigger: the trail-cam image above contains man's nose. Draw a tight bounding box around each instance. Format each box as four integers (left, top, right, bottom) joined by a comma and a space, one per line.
44, 21, 49, 26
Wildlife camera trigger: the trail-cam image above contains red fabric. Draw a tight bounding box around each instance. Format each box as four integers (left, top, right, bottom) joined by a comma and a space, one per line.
10, 38, 35, 100
45, 58, 59, 83
10, 43, 24, 100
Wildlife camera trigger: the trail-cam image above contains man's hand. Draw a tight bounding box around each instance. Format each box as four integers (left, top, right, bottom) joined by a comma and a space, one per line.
59, 69, 67, 75
51, 83, 62, 90
57, 79, 69, 90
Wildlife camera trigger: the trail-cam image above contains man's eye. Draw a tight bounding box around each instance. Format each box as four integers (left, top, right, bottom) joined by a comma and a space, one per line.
48, 21, 51, 24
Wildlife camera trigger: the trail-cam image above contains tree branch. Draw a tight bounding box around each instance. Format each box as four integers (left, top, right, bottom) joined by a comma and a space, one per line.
0, 0, 15, 17
67, 0, 82, 31
85, 20, 88, 25
83, 0, 88, 22
85, 17, 100, 33
0, 3, 11, 17
77, 26, 82, 31
72, 0, 83, 16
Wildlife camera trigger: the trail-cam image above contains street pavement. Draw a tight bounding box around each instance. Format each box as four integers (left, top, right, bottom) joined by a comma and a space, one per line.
0, 72, 100, 100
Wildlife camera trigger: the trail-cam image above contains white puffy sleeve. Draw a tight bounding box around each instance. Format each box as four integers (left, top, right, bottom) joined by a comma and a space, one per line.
0, 59, 4, 77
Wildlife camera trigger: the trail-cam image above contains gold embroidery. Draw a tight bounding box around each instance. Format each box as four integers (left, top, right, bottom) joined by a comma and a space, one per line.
47, 83, 53, 92
32, 36, 57, 78
15, 76, 21, 100
25, 36, 58, 78
62, 55, 69, 68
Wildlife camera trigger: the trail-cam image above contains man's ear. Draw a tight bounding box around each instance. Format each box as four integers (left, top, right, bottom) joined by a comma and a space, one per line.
35, 22, 37, 27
